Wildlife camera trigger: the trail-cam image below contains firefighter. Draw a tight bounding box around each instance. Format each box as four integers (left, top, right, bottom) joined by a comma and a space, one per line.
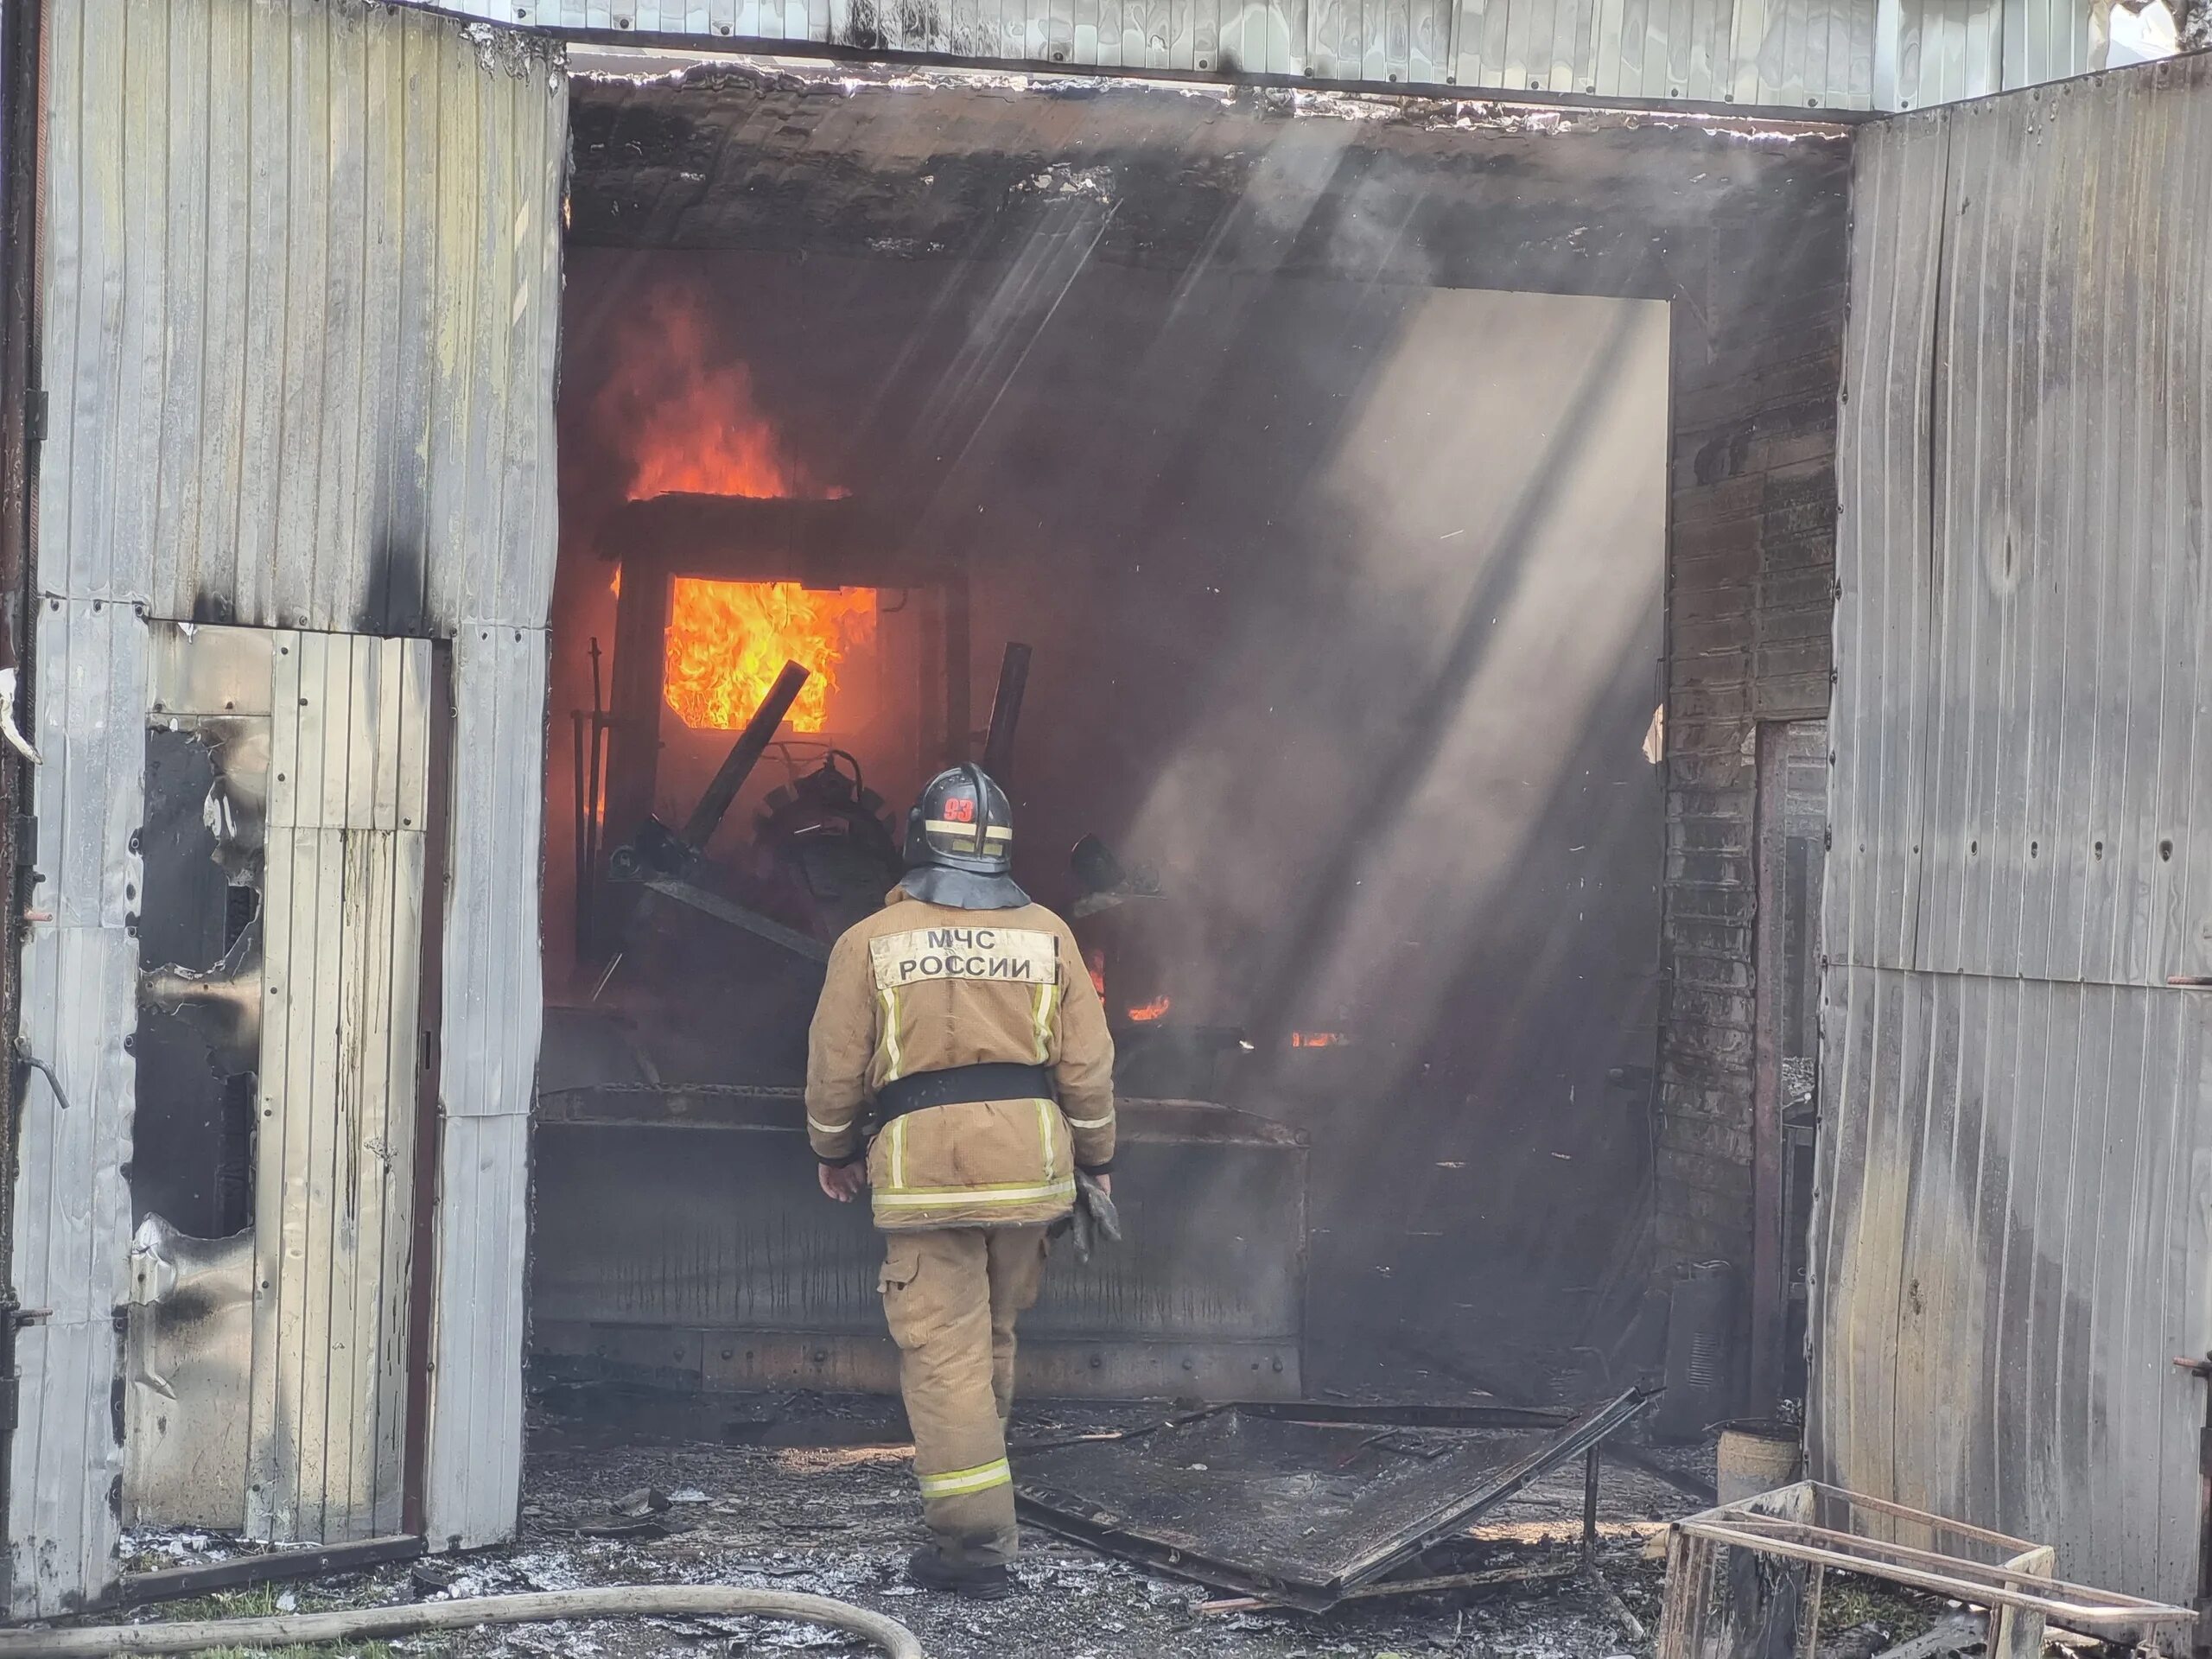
805, 763, 1116, 1600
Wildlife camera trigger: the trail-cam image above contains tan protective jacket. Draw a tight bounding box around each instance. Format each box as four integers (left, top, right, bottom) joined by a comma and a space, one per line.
805, 887, 1116, 1231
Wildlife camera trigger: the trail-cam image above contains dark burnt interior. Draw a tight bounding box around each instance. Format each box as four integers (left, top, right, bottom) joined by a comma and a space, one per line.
537, 60, 1852, 1404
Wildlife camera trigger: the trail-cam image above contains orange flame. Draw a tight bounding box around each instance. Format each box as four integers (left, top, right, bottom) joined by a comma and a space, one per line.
1290, 1031, 1347, 1048
1127, 996, 1173, 1023
598, 288, 866, 732
608, 288, 828, 503
663, 580, 878, 733
1084, 948, 1108, 1002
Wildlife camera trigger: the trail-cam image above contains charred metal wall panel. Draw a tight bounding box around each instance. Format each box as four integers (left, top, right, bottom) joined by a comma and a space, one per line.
16, 0, 564, 1611
531, 1096, 1308, 1399
1810, 59, 2212, 1603
393, 0, 2120, 112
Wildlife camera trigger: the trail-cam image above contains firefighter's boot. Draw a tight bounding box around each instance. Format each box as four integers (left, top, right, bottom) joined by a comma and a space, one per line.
906, 1544, 1014, 1600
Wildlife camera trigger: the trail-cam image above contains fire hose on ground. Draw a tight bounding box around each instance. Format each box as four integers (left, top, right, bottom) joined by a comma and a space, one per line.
0, 1586, 926, 1657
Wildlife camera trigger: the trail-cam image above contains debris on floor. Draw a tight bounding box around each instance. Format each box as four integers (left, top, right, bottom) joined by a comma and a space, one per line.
100, 1392, 1698, 1658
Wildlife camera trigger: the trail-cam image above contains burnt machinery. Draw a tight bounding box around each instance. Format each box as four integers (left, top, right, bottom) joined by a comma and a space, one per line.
583, 580, 1039, 973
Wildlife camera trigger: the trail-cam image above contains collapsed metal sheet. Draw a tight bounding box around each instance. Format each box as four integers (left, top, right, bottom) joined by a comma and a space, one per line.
1014, 1388, 1652, 1609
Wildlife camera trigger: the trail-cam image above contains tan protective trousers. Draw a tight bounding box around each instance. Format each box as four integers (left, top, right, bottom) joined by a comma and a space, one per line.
878, 1224, 1051, 1567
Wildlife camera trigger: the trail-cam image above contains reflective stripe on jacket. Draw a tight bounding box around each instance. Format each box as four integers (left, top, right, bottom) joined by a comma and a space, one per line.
805, 887, 1116, 1230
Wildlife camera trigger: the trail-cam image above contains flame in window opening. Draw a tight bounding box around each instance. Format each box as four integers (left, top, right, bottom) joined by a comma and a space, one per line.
664, 580, 878, 733
1084, 949, 1108, 1002
1289, 1031, 1347, 1048
1126, 996, 1173, 1023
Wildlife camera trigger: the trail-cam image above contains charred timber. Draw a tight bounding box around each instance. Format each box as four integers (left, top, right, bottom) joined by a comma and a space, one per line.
682, 658, 809, 849
981, 641, 1031, 784
607, 493, 943, 588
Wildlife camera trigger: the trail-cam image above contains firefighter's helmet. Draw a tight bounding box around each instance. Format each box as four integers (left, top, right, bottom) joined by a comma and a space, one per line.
901, 765, 1027, 909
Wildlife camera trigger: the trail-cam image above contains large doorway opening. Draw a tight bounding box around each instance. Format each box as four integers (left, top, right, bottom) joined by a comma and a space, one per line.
531, 61, 1671, 1418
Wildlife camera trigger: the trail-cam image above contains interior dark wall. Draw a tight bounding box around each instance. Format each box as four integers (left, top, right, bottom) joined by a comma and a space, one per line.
563, 63, 1853, 1393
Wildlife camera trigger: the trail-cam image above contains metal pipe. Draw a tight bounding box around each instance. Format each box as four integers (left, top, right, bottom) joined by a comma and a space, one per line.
0, 1586, 924, 1658
571, 709, 590, 951
981, 640, 1032, 784
679, 659, 808, 850
586, 637, 606, 917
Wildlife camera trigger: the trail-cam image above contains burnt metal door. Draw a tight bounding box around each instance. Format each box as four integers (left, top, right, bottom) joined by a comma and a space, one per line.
125, 625, 433, 1542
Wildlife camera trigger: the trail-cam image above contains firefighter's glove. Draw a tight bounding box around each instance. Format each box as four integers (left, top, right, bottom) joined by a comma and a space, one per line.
1065, 1170, 1123, 1262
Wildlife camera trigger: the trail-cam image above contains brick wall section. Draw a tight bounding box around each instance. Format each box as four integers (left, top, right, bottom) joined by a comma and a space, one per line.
1656, 237, 1847, 1271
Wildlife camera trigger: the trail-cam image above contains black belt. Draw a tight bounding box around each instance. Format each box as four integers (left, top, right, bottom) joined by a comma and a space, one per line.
873, 1062, 1054, 1128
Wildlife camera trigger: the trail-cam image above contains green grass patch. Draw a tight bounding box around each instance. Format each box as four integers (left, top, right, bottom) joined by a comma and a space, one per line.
133, 1582, 443, 1659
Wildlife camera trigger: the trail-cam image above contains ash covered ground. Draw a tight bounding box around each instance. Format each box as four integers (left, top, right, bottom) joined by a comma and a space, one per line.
100, 1393, 1715, 1659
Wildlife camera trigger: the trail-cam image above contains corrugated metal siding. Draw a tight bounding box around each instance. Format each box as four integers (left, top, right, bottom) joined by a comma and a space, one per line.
423, 1112, 531, 1549
1811, 58, 2212, 1604
16, 0, 564, 1610
7, 601, 143, 1616
393, 0, 2107, 111
420, 626, 545, 1548
35, 0, 562, 632
440, 627, 550, 1123
251, 632, 433, 1544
